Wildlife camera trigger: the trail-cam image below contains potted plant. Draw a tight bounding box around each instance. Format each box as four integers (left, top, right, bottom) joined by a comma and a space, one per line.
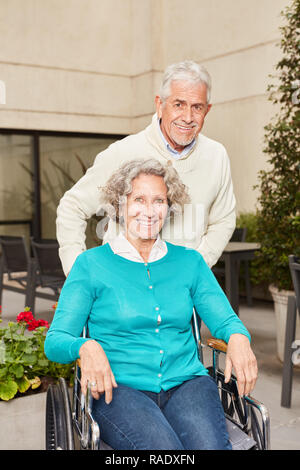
255, 0, 300, 361
0, 306, 74, 449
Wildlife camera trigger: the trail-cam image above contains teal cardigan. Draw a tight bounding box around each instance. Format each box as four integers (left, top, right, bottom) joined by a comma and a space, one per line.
44, 242, 250, 392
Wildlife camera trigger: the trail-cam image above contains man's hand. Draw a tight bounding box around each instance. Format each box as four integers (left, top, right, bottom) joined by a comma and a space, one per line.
224, 334, 258, 397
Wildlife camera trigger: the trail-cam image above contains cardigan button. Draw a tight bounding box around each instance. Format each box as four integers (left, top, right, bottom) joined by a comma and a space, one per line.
149, 285, 153, 289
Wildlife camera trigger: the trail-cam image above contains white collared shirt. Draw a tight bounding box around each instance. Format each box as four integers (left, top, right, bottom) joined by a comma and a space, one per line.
109, 232, 168, 263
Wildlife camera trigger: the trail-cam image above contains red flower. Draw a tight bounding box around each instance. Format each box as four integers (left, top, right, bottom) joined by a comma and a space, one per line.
16, 311, 49, 330
27, 319, 40, 331
28, 318, 49, 331
17, 311, 34, 324
27, 319, 50, 331
37, 319, 50, 329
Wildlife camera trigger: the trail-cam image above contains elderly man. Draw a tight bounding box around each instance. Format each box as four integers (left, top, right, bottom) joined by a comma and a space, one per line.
57, 60, 236, 276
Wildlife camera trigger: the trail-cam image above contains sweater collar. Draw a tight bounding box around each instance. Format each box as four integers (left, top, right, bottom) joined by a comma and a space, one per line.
145, 114, 200, 163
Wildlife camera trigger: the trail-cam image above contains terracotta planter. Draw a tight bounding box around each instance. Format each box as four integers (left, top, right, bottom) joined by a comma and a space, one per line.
0, 391, 46, 450
269, 284, 300, 362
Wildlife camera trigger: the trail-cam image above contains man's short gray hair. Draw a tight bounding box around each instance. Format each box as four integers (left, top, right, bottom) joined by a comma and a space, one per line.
159, 60, 212, 104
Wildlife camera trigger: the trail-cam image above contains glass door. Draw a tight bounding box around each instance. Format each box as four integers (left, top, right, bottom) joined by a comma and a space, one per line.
0, 134, 34, 245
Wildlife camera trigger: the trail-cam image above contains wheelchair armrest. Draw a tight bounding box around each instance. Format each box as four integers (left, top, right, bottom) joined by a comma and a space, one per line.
206, 338, 228, 353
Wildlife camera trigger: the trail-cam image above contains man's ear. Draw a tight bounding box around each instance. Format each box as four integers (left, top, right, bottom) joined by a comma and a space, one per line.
155, 95, 163, 119
205, 103, 212, 117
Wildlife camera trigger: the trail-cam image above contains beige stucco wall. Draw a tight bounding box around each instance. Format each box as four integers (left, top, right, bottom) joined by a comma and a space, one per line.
0, 0, 136, 134
0, 0, 290, 213
142, 0, 289, 214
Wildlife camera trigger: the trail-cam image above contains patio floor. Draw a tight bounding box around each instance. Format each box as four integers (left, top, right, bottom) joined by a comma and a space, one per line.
1, 287, 300, 451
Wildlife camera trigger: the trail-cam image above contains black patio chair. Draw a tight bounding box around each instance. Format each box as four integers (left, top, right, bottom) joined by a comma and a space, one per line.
281, 255, 300, 408
28, 237, 66, 313
0, 235, 33, 307
213, 227, 253, 306
0, 235, 64, 316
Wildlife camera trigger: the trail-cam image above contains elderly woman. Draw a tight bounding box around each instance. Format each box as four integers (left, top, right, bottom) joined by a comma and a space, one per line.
45, 158, 257, 450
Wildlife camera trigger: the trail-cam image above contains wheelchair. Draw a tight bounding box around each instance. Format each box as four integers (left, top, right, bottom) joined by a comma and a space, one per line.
45, 311, 270, 450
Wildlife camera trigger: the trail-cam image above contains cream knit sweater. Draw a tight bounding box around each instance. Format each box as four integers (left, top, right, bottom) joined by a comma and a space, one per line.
56, 114, 236, 275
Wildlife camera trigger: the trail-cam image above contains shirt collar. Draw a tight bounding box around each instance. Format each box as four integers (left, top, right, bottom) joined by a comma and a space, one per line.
157, 118, 196, 159
109, 232, 167, 263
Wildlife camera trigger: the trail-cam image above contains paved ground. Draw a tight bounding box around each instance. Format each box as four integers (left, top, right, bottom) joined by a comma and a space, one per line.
1, 287, 299, 450
237, 300, 300, 450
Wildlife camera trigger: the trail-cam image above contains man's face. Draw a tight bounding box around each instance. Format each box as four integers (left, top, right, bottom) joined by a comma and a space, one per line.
155, 80, 212, 152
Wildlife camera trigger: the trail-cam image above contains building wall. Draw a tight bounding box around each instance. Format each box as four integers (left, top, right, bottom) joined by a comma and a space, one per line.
0, 0, 290, 213
0, 0, 135, 134
140, 0, 289, 214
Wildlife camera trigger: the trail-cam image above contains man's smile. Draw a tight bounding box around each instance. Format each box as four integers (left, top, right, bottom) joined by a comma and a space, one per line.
173, 122, 197, 131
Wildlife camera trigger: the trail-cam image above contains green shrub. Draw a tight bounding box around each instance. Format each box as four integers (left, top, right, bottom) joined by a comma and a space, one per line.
254, 0, 300, 291
236, 212, 258, 243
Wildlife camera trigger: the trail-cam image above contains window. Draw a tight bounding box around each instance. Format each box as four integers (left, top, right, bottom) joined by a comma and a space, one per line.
0, 133, 33, 241
0, 130, 124, 248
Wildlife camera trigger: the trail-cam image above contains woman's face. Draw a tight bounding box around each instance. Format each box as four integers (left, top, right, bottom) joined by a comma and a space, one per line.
124, 173, 169, 241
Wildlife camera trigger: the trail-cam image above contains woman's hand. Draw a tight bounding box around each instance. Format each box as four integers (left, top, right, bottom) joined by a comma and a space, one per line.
224, 334, 258, 397
79, 340, 118, 403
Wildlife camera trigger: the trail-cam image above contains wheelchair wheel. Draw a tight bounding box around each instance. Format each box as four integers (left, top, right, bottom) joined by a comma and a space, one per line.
249, 407, 264, 450
45, 378, 74, 450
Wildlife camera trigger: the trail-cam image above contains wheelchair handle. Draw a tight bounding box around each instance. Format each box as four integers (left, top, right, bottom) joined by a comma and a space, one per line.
207, 338, 228, 353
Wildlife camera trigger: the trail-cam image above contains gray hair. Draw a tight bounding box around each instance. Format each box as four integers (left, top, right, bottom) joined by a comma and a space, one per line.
159, 60, 212, 104
100, 158, 190, 222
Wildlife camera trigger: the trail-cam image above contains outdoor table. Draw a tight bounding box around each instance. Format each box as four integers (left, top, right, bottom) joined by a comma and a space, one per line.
219, 242, 260, 315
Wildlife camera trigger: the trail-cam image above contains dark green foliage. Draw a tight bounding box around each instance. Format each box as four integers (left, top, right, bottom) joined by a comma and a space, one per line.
255, 0, 300, 291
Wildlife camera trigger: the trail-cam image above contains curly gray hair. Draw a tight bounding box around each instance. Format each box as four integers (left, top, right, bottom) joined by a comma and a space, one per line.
100, 158, 190, 223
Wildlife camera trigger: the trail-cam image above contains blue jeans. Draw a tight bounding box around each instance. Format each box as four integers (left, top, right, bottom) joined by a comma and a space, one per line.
92, 375, 232, 450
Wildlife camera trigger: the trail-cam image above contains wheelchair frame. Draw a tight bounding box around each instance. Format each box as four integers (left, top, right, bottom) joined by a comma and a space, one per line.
45, 312, 270, 450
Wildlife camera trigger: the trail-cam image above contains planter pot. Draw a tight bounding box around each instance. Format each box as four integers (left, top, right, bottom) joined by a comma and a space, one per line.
269, 284, 300, 362
0, 391, 46, 450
